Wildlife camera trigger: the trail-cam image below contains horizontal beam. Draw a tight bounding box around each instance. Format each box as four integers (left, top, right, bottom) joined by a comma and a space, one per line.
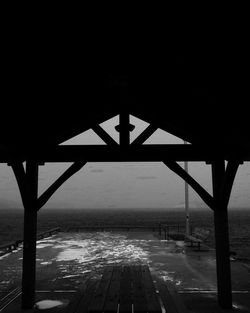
1, 144, 249, 163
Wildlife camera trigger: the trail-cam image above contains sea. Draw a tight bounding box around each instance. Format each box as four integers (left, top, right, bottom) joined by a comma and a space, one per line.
0, 208, 250, 262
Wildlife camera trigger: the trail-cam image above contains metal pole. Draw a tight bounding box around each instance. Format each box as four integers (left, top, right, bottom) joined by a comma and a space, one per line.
184, 141, 190, 236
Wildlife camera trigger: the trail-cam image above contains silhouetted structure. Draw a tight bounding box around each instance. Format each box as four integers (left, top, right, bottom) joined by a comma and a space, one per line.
1, 39, 249, 310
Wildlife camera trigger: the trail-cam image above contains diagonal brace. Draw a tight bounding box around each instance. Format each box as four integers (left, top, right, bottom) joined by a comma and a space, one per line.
220, 160, 241, 208
163, 160, 215, 210
131, 124, 158, 145
92, 125, 118, 146
11, 162, 30, 208
37, 161, 87, 210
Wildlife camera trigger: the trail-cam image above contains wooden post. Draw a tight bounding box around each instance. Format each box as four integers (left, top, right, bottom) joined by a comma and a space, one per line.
21, 161, 39, 309
212, 160, 232, 309
119, 112, 130, 146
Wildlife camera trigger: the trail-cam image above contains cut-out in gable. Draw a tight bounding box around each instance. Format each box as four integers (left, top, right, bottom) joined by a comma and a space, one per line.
60, 114, 190, 146
130, 115, 150, 143
99, 115, 119, 143
130, 114, 189, 144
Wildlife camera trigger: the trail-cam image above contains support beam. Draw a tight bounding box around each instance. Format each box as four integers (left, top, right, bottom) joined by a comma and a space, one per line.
222, 161, 240, 207
21, 161, 39, 309
11, 162, 29, 208
119, 113, 130, 146
1, 144, 250, 163
92, 125, 118, 146
163, 160, 215, 209
131, 124, 158, 145
37, 161, 87, 210
212, 160, 232, 309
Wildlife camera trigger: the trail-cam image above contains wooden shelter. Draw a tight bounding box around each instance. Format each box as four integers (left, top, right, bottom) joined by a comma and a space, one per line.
1, 30, 249, 310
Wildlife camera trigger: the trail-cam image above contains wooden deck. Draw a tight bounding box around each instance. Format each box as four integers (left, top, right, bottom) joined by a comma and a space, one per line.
66, 265, 187, 313
66, 265, 161, 313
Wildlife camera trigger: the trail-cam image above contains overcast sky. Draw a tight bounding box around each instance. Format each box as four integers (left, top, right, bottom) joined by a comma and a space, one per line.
0, 115, 249, 209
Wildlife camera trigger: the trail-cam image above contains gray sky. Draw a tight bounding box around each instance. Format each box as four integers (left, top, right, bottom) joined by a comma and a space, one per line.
0, 115, 249, 209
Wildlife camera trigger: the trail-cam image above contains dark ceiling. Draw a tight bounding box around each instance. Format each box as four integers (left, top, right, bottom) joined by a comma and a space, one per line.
1, 25, 249, 158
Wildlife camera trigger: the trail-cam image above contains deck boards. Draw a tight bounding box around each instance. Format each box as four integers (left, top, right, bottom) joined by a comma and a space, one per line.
141, 266, 162, 313
158, 282, 188, 313
103, 266, 122, 313
67, 264, 187, 313
119, 266, 132, 313
76, 281, 97, 313
131, 265, 148, 313
88, 266, 114, 313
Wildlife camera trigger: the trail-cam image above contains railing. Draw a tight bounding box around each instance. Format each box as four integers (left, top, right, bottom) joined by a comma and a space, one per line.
36, 227, 61, 240
158, 223, 193, 240
0, 227, 60, 256
66, 225, 158, 232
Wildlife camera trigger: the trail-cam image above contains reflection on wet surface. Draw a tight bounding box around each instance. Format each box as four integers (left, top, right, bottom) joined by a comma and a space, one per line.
35, 299, 66, 310
0, 231, 249, 298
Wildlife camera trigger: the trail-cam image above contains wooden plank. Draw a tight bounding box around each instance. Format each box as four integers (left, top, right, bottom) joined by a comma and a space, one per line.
21, 161, 39, 309
65, 279, 92, 313
212, 160, 233, 309
76, 280, 98, 313
158, 283, 178, 313
119, 266, 132, 313
159, 282, 188, 313
141, 266, 161, 313
4, 144, 248, 164
65, 288, 85, 313
37, 161, 87, 210
131, 124, 158, 145
163, 160, 215, 210
131, 265, 147, 313
92, 125, 118, 146
119, 112, 130, 146
88, 266, 114, 313
103, 266, 122, 313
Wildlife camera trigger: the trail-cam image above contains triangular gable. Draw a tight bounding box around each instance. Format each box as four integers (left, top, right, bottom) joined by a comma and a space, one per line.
60, 129, 106, 145
60, 113, 190, 146
130, 114, 189, 144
